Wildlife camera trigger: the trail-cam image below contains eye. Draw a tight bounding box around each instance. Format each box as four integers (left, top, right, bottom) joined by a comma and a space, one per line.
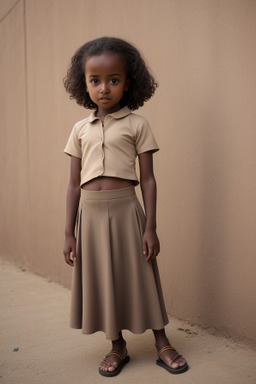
111, 78, 120, 85
90, 79, 99, 85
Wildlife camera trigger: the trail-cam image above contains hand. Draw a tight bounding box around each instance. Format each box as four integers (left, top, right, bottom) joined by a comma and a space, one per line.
142, 229, 160, 261
63, 235, 77, 266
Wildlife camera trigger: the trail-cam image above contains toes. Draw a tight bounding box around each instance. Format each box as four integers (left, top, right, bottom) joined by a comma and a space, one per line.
170, 360, 180, 369
99, 357, 118, 373
178, 356, 187, 366
99, 362, 109, 372
108, 362, 118, 372
100, 364, 114, 373
171, 356, 186, 368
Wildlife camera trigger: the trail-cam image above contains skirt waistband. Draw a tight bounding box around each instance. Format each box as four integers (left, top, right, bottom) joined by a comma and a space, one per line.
80, 186, 135, 201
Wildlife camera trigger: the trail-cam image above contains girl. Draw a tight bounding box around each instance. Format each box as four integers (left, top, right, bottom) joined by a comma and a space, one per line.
63, 37, 188, 377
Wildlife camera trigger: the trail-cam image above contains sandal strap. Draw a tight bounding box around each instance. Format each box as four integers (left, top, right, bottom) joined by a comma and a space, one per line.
158, 345, 181, 363
102, 359, 112, 366
106, 350, 124, 361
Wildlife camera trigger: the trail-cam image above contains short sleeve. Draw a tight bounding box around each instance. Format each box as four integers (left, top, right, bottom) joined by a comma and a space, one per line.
64, 124, 82, 158
135, 117, 159, 155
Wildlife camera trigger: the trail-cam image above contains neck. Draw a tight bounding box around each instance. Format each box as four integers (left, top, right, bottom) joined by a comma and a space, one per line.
96, 105, 122, 121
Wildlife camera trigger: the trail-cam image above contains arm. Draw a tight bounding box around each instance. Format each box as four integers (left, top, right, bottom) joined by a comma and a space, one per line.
63, 156, 81, 266
138, 151, 160, 261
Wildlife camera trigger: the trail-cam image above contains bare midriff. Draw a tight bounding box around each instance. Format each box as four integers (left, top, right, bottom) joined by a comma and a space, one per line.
81, 176, 135, 191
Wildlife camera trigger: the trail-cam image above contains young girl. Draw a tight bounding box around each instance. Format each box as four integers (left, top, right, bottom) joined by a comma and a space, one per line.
63, 37, 188, 377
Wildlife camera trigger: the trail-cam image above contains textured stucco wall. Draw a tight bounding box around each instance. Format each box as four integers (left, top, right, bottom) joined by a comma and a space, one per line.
1, 0, 256, 345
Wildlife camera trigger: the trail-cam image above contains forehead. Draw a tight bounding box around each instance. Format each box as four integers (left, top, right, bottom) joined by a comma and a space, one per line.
85, 52, 126, 74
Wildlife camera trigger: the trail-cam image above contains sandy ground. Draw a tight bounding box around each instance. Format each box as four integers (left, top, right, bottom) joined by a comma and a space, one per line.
0, 258, 255, 384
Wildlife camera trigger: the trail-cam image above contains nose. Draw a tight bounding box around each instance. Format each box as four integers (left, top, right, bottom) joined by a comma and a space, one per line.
100, 82, 110, 94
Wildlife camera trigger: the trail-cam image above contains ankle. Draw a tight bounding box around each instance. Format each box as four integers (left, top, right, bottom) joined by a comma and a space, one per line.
153, 329, 169, 349
155, 338, 170, 350
112, 337, 126, 351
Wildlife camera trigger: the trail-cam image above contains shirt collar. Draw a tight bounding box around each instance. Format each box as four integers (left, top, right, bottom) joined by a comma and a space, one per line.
88, 106, 132, 123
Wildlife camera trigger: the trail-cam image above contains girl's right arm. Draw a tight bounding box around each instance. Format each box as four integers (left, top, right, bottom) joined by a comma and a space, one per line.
63, 156, 81, 266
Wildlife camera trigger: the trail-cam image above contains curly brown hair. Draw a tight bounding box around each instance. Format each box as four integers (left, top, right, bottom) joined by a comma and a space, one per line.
63, 37, 158, 110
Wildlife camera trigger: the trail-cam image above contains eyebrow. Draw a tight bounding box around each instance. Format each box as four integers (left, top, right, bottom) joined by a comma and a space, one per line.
89, 73, 121, 78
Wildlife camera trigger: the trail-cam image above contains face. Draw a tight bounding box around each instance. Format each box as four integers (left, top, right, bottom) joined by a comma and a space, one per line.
85, 51, 129, 117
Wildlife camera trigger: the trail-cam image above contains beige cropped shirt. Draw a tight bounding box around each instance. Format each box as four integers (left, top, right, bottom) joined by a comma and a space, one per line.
64, 106, 159, 186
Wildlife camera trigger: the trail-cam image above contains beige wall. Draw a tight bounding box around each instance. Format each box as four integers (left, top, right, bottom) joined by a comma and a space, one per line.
1, 0, 256, 346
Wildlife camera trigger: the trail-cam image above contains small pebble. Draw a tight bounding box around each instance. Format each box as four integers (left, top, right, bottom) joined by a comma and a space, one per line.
13, 347, 19, 352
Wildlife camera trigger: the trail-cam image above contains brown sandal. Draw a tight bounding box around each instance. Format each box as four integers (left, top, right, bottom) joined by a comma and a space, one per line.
156, 345, 188, 374
99, 350, 130, 377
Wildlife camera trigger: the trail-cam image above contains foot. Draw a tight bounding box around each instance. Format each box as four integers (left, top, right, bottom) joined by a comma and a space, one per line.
155, 340, 188, 374
99, 340, 129, 376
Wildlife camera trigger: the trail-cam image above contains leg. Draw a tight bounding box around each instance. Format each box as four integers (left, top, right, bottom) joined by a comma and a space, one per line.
153, 328, 188, 374
99, 331, 130, 377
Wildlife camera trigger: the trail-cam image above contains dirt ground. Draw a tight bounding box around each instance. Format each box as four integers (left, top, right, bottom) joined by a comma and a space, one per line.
0, 258, 255, 384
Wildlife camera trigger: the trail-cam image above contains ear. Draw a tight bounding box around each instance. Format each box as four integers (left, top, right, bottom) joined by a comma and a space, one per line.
124, 78, 130, 92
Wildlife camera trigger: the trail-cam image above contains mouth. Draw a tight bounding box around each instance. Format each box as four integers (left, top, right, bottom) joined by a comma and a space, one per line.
99, 98, 112, 105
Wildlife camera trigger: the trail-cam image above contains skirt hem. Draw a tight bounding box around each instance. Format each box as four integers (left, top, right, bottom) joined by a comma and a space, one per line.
70, 318, 170, 340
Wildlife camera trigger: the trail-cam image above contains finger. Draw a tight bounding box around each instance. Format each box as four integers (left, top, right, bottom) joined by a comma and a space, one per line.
142, 240, 148, 259
66, 257, 74, 267
71, 250, 77, 262
154, 245, 160, 258
63, 251, 74, 267
147, 245, 160, 261
146, 246, 154, 261
153, 250, 159, 259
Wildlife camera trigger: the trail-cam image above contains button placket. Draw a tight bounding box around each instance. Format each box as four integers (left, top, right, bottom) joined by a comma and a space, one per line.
100, 121, 105, 174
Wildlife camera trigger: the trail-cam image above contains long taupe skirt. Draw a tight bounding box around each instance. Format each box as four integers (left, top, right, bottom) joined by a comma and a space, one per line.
70, 186, 169, 340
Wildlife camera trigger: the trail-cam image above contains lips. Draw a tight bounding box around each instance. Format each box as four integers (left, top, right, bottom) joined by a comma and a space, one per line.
99, 97, 112, 104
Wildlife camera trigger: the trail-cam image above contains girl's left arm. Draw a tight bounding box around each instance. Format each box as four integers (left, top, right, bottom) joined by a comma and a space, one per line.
138, 151, 160, 261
